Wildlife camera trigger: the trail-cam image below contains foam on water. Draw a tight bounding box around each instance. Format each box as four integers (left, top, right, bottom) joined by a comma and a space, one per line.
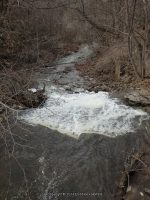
21, 45, 147, 137
21, 90, 147, 137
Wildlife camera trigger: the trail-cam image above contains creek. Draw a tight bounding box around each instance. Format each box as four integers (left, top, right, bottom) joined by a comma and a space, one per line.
0, 45, 149, 200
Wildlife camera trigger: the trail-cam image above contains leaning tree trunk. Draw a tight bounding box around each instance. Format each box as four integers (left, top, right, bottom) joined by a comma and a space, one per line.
0, 0, 8, 14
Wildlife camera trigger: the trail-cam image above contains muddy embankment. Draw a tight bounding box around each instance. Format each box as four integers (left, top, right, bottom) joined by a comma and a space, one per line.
0, 45, 150, 200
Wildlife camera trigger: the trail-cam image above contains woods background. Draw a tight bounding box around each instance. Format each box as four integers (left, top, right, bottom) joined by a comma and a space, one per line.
0, 0, 150, 78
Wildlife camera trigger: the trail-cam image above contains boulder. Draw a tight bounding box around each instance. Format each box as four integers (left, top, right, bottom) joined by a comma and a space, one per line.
13, 89, 47, 109
124, 90, 150, 107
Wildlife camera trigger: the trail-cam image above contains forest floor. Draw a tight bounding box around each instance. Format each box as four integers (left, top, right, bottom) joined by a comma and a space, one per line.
76, 44, 150, 93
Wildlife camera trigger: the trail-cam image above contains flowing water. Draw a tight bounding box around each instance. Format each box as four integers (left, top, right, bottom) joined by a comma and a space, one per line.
0, 45, 149, 200
21, 44, 147, 137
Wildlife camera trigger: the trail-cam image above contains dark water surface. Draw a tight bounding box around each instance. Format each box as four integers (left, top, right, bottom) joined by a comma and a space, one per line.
0, 122, 149, 200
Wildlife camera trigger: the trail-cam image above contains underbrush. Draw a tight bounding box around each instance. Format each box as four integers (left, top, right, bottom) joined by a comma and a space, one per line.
0, 67, 47, 124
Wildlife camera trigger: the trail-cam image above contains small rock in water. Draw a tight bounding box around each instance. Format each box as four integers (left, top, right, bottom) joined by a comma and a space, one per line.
65, 86, 72, 92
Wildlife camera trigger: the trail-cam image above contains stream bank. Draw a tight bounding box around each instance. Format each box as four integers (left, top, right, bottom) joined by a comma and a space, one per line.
75, 44, 150, 114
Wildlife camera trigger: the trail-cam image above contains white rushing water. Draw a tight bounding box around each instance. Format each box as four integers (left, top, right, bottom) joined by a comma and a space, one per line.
20, 44, 147, 137
21, 89, 147, 137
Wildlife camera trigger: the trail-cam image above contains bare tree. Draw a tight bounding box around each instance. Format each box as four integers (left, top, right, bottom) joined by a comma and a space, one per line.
126, 0, 149, 79
0, 0, 8, 14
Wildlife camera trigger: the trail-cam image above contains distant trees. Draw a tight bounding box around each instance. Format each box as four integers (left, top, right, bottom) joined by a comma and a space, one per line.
71, 0, 150, 79
126, 0, 149, 79
0, 0, 149, 79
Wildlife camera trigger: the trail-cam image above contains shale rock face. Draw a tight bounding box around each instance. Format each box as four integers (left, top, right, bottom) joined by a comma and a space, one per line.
124, 90, 150, 107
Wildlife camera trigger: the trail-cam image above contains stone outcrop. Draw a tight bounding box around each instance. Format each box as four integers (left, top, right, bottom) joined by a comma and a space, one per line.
124, 90, 150, 107
12, 88, 47, 109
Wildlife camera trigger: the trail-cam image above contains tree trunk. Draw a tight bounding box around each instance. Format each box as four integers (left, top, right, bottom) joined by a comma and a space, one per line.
0, 0, 8, 14
114, 58, 120, 81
